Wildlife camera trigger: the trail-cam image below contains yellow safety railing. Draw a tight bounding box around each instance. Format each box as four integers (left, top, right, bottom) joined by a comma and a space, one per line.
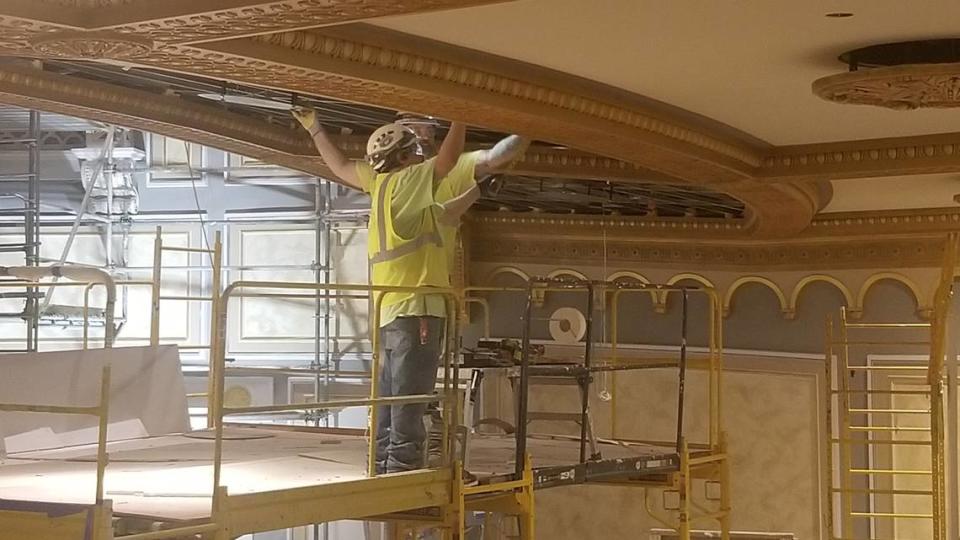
463, 283, 725, 452
0, 366, 111, 533
210, 281, 462, 497
825, 234, 956, 540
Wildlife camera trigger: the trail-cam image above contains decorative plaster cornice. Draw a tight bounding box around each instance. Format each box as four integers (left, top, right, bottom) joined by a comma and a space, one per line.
761, 132, 960, 181
250, 30, 764, 170
99, 1, 518, 44
169, 33, 820, 236
0, 5, 820, 237
7, 3, 960, 238
809, 207, 960, 237
0, 62, 334, 174
29, 30, 154, 59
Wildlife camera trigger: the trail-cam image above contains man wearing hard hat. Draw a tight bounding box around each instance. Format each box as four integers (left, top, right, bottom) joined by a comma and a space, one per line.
292, 107, 528, 474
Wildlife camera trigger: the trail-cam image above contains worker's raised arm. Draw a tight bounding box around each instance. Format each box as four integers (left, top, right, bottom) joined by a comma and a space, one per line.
292, 108, 362, 190
475, 135, 530, 176
433, 121, 466, 180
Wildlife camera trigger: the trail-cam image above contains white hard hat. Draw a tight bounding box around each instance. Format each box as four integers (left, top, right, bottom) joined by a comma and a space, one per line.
366, 123, 419, 172
395, 111, 441, 128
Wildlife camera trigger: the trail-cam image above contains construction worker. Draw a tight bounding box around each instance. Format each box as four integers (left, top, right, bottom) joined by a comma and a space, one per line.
292, 107, 528, 474
395, 112, 527, 468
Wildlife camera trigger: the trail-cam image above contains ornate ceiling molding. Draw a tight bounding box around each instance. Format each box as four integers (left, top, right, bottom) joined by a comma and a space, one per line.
97, 1, 518, 45
0, 3, 827, 237
0, 1, 515, 43
1, 3, 959, 239
0, 62, 717, 194
761, 131, 960, 182
29, 30, 154, 59
134, 32, 822, 237
0, 62, 330, 173
812, 63, 960, 111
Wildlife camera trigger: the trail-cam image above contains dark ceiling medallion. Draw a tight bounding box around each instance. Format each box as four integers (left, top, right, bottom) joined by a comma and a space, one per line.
813, 38, 960, 110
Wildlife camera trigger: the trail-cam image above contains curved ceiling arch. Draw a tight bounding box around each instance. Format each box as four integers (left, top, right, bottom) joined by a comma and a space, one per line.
0, 0, 822, 237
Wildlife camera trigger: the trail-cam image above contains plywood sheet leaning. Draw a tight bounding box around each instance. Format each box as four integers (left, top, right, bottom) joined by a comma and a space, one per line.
0, 345, 189, 454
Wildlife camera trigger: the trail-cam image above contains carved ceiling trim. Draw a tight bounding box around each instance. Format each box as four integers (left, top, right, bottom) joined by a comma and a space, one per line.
0, 62, 333, 175
0, 1, 515, 44
145, 34, 821, 237
0, 5, 824, 237
761, 131, 960, 181
3, 5, 959, 237
97, 1, 518, 45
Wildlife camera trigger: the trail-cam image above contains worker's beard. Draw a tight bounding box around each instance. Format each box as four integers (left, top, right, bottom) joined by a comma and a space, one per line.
418, 139, 437, 158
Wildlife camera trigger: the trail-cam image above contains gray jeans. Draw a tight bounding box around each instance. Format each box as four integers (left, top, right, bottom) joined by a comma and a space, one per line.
375, 316, 444, 473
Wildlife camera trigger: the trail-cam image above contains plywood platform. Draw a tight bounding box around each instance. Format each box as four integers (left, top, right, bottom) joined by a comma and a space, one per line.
0, 425, 673, 522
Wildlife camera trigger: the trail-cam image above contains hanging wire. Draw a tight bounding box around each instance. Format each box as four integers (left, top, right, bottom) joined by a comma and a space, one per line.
598, 186, 612, 402
183, 140, 214, 267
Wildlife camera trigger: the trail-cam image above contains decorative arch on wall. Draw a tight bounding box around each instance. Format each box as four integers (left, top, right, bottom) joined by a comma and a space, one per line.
788, 275, 854, 320
547, 268, 589, 281
723, 276, 789, 318
605, 270, 651, 284
484, 265, 530, 285
657, 273, 716, 313
604, 270, 657, 312
856, 272, 928, 320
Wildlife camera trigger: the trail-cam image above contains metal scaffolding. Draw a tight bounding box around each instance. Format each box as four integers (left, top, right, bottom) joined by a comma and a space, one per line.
0, 110, 42, 352
825, 234, 958, 540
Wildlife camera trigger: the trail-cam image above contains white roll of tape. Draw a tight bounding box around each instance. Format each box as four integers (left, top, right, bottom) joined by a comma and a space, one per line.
548, 307, 587, 343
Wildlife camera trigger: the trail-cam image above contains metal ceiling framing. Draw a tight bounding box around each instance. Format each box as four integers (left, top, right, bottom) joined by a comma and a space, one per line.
0, 60, 748, 219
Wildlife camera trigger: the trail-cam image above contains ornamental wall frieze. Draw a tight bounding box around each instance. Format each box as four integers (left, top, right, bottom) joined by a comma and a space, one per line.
470, 233, 947, 271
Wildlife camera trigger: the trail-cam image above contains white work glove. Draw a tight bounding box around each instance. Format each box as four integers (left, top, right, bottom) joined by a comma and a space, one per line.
292, 107, 320, 136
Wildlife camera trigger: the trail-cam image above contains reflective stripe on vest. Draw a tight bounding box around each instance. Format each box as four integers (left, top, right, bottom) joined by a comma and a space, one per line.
369, 171, 443, 265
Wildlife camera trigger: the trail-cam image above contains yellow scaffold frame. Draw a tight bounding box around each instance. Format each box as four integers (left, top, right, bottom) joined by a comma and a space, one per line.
1, 274, 728, 540
824, 233, 957, 540
464, 281, 731, 540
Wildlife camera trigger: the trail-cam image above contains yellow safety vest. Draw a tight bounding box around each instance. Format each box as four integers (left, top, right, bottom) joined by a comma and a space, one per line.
368, 171, 450, 316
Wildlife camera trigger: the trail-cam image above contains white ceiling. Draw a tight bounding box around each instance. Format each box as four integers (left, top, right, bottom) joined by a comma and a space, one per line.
376, 0, 960, 146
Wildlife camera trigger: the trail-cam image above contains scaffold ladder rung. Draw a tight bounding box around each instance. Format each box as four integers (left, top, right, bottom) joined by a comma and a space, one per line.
832, 438, 931, 446
831, 487, 934, 496
832, 389, 931, 395
846, 365, 928, 371
849, 426, 931, 432
849, 468, 932, 475
848, 408, 930, 414
850, 512, 933, 519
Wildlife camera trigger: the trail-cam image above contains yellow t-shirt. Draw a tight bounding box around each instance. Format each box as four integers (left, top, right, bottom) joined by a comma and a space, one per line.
356, 153, 478, 326
435, 151, 481, 268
